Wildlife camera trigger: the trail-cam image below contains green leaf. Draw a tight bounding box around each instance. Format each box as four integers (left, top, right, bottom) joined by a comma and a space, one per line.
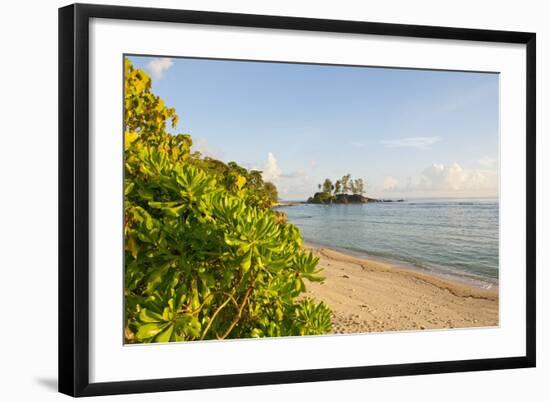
154, 323, 174, 342
136, 322, 169, 340
125, 182, 135, 196
185, 317, 201, 338
240, 250, 252, 272
148, 201, 179, 209
139, 308, 163, 323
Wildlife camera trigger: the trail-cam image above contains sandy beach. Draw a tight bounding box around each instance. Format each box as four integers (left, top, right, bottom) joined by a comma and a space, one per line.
303, 243, 499, 334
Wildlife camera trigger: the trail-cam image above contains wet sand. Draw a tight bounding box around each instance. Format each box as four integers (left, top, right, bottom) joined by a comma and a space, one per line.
303, 243, 499, 333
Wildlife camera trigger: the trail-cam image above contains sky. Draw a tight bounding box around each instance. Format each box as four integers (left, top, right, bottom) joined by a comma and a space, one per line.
128, 55, 499, 201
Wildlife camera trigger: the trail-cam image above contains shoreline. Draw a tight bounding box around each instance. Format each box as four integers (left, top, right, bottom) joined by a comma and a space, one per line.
302, 242, 499, 334
277, 200, 499, 289
304, 239, 498, 290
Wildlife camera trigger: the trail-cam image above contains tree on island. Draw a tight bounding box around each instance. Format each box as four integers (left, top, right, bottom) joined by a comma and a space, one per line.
322, 178, 334, 194
351, 178, 365, 195
341, 174, 351, 194
309, 174, 368, 204
334, 180, 342, 195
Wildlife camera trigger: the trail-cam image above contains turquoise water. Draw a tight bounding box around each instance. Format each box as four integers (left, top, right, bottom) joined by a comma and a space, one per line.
279, 198, 499, 282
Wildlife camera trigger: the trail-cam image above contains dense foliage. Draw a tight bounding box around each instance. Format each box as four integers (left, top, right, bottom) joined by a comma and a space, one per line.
124, 58, 332, 343
192, 158, 278, 209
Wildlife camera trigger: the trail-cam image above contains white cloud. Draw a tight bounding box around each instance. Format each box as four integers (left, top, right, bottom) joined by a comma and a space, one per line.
383, 176, 399, 191
478, 156, 497, 168
417, 162, 496, 194
258, 153, 314, 199
380, 162, 497, 197
381, 136, 441, 149
146, 58, 174, 80
262, 152, 282, 182
421, 163, 466, 191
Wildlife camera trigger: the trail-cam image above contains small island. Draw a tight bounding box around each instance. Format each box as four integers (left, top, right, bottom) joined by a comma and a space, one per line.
307, 174, 403, 204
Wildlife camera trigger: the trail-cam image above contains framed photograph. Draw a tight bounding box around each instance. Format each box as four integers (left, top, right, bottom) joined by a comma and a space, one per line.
58, 3, 536, 397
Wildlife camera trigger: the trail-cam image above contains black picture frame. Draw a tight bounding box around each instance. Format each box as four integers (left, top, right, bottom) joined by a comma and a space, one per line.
59, 3, 536, 397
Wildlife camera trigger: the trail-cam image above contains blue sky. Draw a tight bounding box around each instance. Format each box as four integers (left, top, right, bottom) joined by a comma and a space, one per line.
129, 55, 499, 200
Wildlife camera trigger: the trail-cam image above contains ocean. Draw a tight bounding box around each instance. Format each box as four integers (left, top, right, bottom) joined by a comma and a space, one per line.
278, 198, 499, 284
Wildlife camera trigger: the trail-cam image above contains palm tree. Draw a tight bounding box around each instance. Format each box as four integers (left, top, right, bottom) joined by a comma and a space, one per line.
322, 178, 333, 194
334, 180, 342, 195
341, 174, 351, 194
354, 178, 365, 195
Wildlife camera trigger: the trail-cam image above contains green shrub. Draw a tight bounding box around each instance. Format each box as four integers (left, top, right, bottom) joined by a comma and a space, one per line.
124, 58, 332, 342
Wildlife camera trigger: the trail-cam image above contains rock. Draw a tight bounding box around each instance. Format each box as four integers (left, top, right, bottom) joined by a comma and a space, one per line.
306, 193, 372, 204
